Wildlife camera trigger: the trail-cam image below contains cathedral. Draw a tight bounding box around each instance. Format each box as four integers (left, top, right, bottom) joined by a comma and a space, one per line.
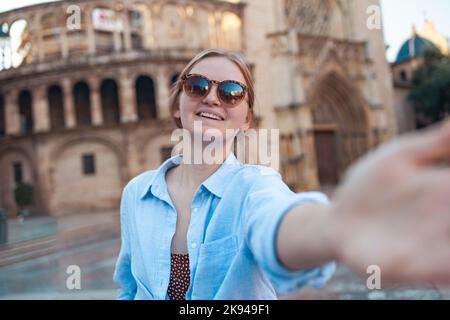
0, 0, 395, 217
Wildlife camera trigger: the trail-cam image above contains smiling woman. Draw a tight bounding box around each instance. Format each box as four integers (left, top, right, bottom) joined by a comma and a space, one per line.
114, 47, 450, 300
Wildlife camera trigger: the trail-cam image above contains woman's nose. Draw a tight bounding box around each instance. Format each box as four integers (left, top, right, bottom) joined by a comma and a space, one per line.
202, 84, 220, 107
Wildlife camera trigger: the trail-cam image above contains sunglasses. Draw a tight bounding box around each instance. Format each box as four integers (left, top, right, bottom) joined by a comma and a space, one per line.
181, 74, 247, 107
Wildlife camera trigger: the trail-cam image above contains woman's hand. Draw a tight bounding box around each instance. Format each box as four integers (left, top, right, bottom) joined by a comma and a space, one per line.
331, 120, 450, 284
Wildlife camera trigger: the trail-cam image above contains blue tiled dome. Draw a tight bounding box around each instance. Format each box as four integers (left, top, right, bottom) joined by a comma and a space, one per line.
396, 34, 438, 63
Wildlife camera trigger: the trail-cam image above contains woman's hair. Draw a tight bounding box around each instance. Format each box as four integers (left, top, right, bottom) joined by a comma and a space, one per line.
169, 48, 255, 128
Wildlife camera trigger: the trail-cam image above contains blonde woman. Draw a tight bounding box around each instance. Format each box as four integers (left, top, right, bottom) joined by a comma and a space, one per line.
113, 48, 450, 300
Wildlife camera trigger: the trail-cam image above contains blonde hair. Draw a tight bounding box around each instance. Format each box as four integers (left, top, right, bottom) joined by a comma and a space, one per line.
169, 48, 255, 128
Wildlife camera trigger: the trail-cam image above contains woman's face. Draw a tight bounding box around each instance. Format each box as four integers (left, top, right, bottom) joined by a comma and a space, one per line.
175, 57, 252, 140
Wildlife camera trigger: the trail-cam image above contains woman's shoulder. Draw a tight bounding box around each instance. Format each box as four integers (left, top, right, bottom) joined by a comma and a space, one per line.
239, 163, 281, 178
232, 163, 283, 189
122, 169, 158, 195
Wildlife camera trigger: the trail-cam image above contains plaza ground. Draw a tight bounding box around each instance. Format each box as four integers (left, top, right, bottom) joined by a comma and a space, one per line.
1, 211, 449, 300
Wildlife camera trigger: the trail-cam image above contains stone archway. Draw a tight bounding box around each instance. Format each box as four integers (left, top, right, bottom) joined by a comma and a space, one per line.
49, 137, 125, 215
309, 72, 371, 187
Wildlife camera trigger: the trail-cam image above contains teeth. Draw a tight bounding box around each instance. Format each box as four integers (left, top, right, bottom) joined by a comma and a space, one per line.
198, 112, 223, 121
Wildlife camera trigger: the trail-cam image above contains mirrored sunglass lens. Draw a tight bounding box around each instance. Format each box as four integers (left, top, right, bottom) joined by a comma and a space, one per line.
219, 82, 245, 105
184, 76, 209, 97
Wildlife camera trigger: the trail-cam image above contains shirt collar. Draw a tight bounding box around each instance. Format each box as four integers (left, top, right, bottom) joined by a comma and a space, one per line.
202, 152, 242, 198
140, 155, 182, 200
140, 152, 242, 200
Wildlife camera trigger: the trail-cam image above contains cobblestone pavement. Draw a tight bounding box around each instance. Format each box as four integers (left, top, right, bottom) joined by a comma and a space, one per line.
1, 213, 450, 300
0, 238, 119, 299
0, 212, 120, 300
282, 264, 450, 300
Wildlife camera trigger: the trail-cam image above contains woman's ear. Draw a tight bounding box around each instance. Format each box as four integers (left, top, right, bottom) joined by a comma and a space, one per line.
174, 108, 181, 119
241, 108, 253, 131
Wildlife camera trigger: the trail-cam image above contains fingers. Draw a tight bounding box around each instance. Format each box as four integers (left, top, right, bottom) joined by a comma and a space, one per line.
396, 120, 450, 166
405, 244, 450, 284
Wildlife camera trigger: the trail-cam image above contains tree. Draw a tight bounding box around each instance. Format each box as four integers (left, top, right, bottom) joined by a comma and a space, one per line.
14, 182, 33, 218
409, 47, 450, 129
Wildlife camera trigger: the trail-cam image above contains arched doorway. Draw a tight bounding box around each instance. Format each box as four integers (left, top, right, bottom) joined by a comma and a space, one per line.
135, 75, 157, 120
18, 90, 33, 134
47, 85, 65, 130
310, 72, 370, 187
100, 79, 120, 125
73, 81, 92, 127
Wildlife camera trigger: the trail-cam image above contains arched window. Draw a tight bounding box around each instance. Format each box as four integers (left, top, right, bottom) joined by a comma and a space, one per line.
400, 70, 408, 82
73, 81, 92, 127
0, 94, 5, 136
92, 7, 116, 53
18, 90, 33, 134
135, 75, 157, 120
41, 13, 63, 59
47, 85, 65, 130
221, 12, 242, 50
129, 7, 143, 49
100, 79, 120, 125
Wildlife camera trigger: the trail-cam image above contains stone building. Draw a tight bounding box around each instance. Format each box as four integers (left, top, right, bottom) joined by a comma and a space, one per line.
0, 0, 395, 217
391, 20, 450, 133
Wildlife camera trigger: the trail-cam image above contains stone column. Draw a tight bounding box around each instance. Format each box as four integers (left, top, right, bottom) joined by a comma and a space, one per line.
62, 78, 76, 128
156, 70, 170, 119
5, 90, 20, 135
113, 29, 122, 52
122, 8, 132, 51
298, 106, 320, 189
60, 27, 69, 59
155, 70, 170, 119
30, 13, 44, 62
119, 70, 137, 123
86, 7, 96, 55
88, 78, 103, 126
33, 86, 50, 132
144, 6, 155, 49
215, 11, 223, 48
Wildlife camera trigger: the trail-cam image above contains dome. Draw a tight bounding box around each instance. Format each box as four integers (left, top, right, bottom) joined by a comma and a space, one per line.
396, 33, 439, 63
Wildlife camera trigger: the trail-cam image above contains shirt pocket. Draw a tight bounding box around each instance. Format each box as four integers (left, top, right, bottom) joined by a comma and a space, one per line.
191, 234, 239, 299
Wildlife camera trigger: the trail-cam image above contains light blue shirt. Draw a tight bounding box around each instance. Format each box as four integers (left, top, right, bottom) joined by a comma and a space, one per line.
113, 152, 336, 300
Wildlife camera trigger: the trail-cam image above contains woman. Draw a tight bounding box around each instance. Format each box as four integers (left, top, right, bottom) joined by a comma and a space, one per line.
113, 48, 450, 300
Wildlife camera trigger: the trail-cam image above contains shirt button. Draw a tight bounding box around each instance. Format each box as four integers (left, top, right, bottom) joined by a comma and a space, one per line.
192, 208, 198, 213
191, 242, 197, 249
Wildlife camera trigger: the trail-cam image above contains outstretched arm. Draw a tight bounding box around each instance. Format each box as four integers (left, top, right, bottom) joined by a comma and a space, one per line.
276, 120, 450, 284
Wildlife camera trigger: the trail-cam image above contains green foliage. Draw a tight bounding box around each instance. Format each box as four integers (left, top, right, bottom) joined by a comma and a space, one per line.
409, 47, 450, 128
14, 183, 34, 207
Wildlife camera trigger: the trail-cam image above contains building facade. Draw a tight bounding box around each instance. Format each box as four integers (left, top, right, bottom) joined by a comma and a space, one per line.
391, 21, 449, 133
0, 0, 395, 217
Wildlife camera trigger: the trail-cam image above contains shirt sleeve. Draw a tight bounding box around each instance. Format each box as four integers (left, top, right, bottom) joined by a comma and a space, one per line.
243, 167, 336, 295
113, 184, 137, 300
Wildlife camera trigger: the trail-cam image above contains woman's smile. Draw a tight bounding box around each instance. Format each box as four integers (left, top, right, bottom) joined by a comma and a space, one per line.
195, 111, 225, 121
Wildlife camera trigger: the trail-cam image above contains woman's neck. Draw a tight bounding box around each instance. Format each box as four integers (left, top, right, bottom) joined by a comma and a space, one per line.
174, 161, 222, 189
168, 145, 232, 190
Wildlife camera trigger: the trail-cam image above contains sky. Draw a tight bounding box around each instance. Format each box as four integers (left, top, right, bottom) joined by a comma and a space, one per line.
0, 0, 449, 63
380, 0, 450, 62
